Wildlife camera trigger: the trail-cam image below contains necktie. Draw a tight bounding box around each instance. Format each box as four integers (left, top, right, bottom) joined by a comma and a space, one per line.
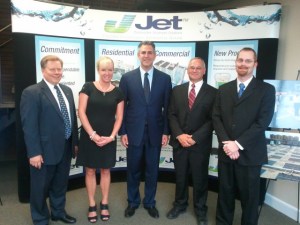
238, 83, 245, 98
188, 83, 196, 109
144, 72, 150, 103
54, 85, 71, 139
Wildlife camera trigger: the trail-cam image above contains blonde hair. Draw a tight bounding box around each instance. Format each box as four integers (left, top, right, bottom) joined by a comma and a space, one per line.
96, 56, 114, 70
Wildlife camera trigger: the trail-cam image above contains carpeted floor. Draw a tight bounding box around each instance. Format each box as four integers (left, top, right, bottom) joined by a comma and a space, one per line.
0, 161, 298, 225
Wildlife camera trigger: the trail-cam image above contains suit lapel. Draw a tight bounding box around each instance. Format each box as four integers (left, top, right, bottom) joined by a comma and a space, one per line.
236, 77, 257, 104
181, 82, 189, 109
192, 83, 208, 109
40, 80, 62, 118
150, 69, 159, 103
229, 80, 238, 101
134, 69, 146, 102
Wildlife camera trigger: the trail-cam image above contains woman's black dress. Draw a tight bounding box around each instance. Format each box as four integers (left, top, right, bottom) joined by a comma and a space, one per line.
76, 82, 124, 168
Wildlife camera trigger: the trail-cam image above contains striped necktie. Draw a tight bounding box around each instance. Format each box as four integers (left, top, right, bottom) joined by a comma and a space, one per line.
188, 83, 196, 109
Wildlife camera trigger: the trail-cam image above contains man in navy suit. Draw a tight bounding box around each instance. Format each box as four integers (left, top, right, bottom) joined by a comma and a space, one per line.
213, 47, 275, 225
20, 55, 78, 225
167, 57, 216, 225
119, 41, 172, 219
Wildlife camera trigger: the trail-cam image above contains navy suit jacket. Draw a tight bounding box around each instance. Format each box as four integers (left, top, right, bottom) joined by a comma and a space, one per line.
119, 67, 172, 146
213, 78, 275, 166
168, 82, 217, 152
20, 80, 78, 165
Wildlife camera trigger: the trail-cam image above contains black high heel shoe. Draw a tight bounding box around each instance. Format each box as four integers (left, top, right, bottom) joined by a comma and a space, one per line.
88, 205, 98, 223
100, 202, 110, 221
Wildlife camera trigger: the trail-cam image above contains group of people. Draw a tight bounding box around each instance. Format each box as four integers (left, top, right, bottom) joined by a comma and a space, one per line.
20, 41, 275, 225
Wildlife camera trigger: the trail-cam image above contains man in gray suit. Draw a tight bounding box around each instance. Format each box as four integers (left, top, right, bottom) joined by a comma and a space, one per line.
21, 55, 78, 225
213, 47, 275, 225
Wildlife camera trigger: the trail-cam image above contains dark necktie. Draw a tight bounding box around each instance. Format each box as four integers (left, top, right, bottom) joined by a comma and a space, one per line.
54, 85, 71, 139
144, 72, 150, 103
188, 83, 196, 109
238, 83, 245, 98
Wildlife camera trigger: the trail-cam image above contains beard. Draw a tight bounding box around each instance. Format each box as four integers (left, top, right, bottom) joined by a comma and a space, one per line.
236, 66, 252, 77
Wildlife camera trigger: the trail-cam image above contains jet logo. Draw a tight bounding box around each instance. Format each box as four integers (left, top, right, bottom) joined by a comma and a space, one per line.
135, 16, 182, 30
104, 15, 136, 33
116, 156, 127, 162
104, 15, 182, 33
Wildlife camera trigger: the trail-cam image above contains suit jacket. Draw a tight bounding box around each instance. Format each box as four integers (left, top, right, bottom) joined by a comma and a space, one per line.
20, 80, 78, 165
118, 67, 172, 146
213, 78, 275, 166
168, 82, 217, 151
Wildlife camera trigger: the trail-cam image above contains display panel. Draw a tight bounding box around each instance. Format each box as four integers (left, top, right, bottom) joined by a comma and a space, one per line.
265, 80, 300, 130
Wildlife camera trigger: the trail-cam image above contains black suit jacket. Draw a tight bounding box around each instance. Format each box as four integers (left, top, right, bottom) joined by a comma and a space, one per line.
20, 80, 78, 165
168, 82, 217, 151
213, 78, 275, 166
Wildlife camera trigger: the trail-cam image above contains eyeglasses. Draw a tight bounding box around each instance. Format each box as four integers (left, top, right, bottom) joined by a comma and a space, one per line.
236, 58, 255, 64
189, 66, 203, 71
48, 68, 62, 73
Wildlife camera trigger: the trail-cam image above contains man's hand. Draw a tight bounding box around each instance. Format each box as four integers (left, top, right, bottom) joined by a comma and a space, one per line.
162, 135, 169, 146
121, 135, 129, 148
74, 146, 79, 158
29, 155, 44, 169
222, 140, 240, 160
177, 134, 193, 147
187, 136, 196, 146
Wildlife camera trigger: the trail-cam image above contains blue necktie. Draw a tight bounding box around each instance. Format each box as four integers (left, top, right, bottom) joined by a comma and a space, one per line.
238, 83, 245, 98
144, 72, 150, 103
54, 85, 71, 139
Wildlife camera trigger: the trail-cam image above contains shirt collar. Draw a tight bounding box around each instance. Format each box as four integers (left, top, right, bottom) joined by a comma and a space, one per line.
237, 76, 253, 89
189, 80, 203, 88
140, 67, 154, 78
43, 78, 57, 90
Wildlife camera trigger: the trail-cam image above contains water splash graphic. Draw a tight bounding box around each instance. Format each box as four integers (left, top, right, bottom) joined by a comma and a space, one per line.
201, 8, 281, 39
11, 2, 86, 22
205, 8, 281, 26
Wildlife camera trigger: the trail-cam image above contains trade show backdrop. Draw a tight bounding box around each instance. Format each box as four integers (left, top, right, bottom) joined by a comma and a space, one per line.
12, 0, 281, 201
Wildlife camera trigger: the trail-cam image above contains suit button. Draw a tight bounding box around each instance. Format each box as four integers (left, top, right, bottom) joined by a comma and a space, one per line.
232, 124, 236, 127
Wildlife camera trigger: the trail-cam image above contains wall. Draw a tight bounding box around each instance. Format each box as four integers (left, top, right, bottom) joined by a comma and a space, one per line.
216, 0, 300, 220
0, 0, 14, 107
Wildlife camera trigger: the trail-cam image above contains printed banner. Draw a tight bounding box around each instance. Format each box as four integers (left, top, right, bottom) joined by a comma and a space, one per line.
12, 0, 281, 41
35, 35, 85, 108
95, 41, 195, 169
35, 35, 86, 175
207, 40, 258, 88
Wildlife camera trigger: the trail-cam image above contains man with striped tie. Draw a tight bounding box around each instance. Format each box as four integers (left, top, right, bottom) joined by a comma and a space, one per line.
167, 57, 216, 225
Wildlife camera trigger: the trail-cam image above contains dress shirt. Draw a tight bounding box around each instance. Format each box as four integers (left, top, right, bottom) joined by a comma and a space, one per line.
237, 76, 253, 93
188, 80, 203, 97
43, 79, 71, 126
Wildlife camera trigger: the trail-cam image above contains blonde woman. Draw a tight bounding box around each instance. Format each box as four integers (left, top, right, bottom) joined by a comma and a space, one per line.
76, 57, 124, 223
